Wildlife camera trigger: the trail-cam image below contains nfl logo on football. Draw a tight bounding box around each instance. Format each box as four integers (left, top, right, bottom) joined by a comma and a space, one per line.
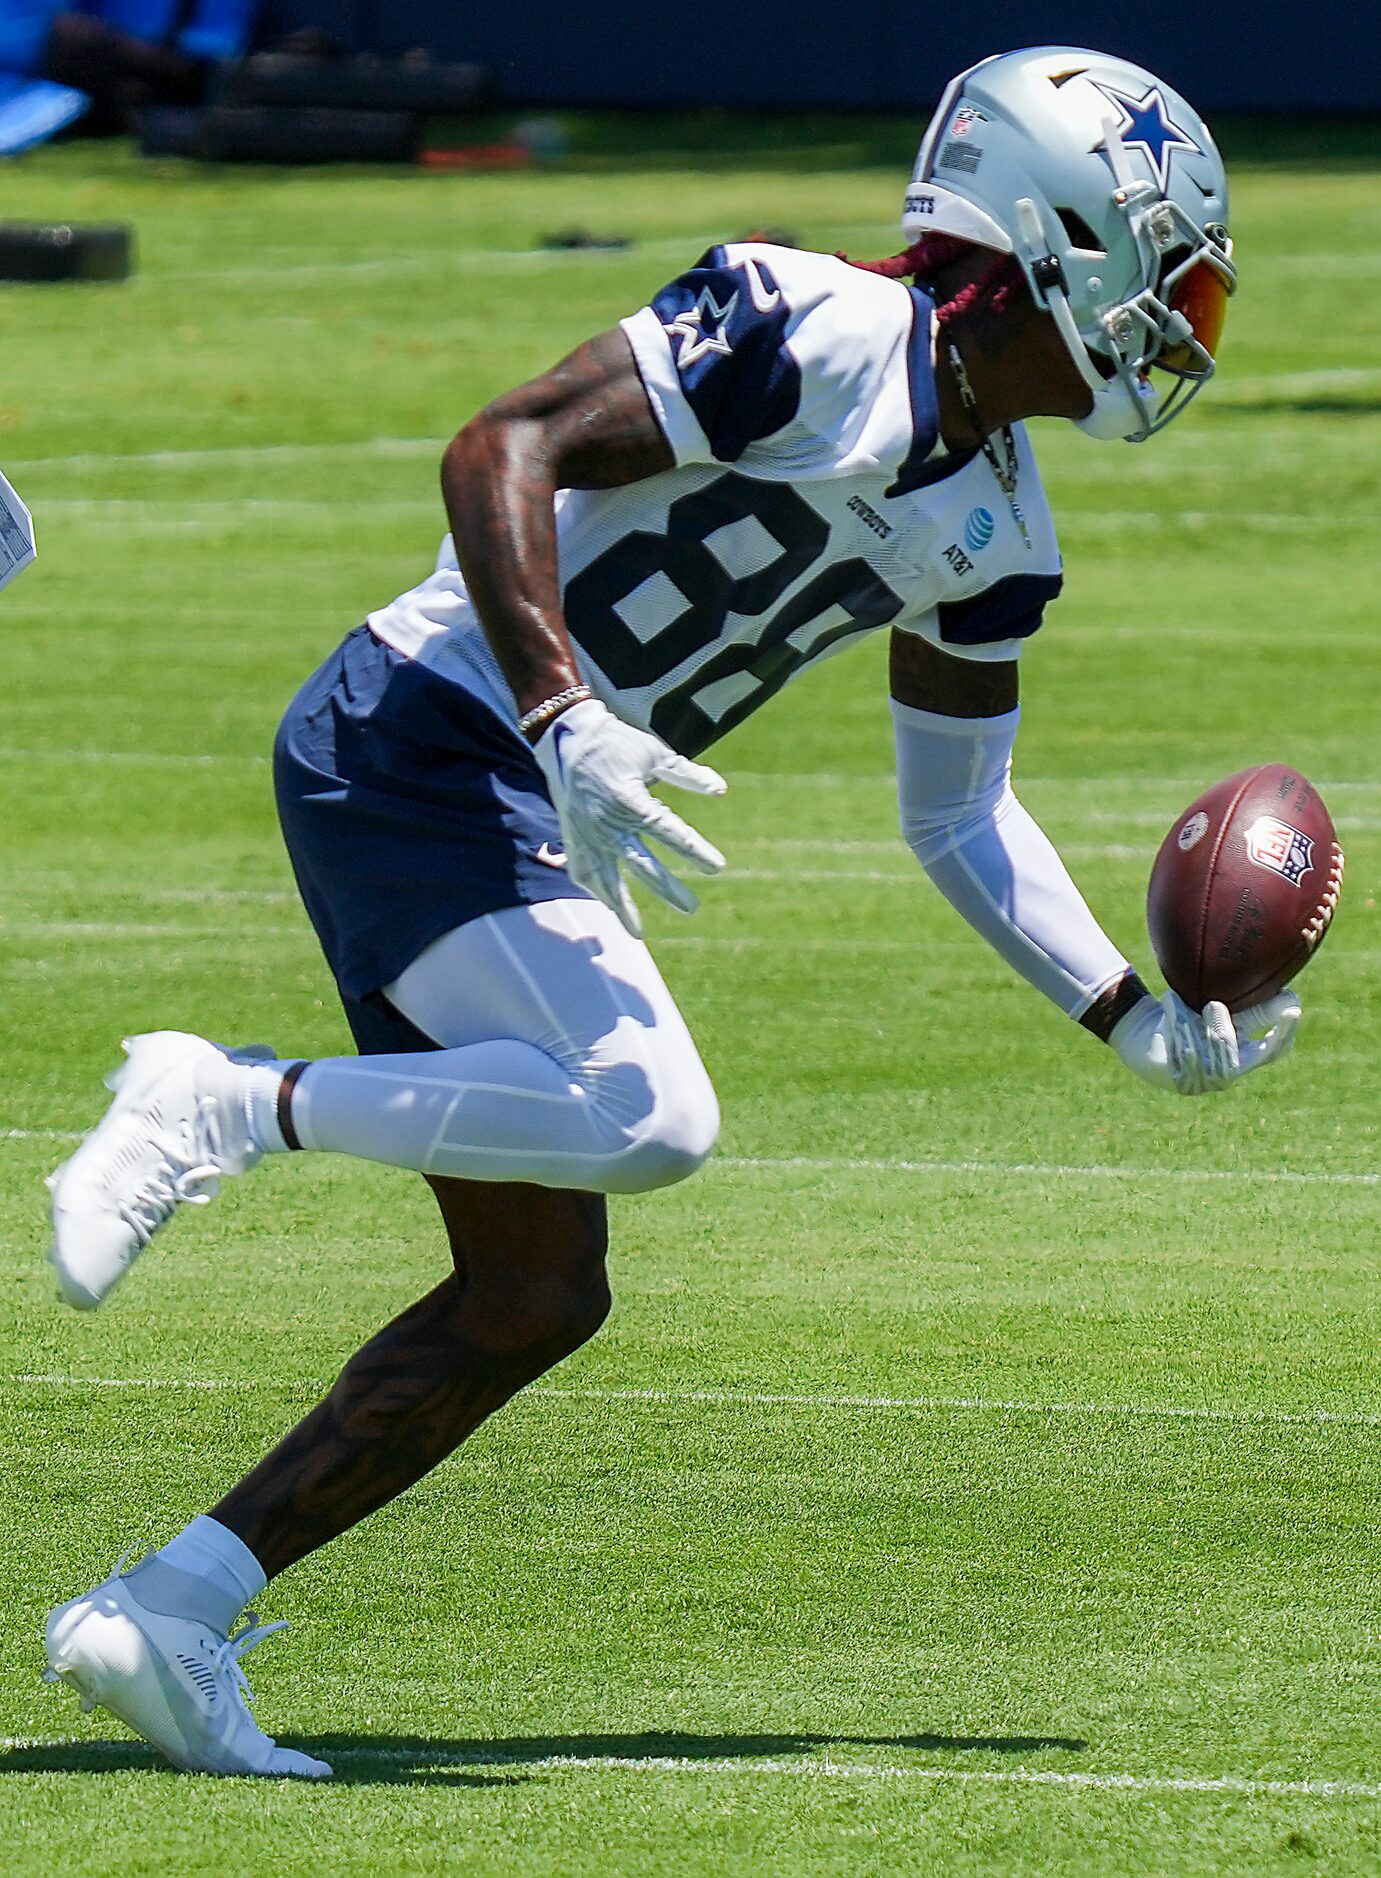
1245, 815, 1314, 887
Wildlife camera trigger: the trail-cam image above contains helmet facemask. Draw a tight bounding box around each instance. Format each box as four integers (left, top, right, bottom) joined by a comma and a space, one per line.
903, 49, 1236, 443
1018, 179, 1236, 440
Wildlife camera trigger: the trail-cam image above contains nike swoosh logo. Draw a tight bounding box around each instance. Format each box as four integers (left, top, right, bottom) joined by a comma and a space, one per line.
741, 256, 781, 313
535, 842, 568, 869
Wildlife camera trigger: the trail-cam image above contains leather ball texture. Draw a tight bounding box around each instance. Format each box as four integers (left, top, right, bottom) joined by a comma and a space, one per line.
1147, 765, 1344, 1011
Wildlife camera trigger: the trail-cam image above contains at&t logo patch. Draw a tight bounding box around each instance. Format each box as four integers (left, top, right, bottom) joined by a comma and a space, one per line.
1245, 815, 1314, 887
962, 506, 995, 554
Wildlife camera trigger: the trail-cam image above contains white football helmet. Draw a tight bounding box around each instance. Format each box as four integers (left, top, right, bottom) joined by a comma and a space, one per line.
902, 46, 1236, 441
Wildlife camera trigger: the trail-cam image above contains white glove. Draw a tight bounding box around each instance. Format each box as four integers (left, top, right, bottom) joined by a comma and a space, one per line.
531, 697, 726, 937
1110, 987, 1302, 1096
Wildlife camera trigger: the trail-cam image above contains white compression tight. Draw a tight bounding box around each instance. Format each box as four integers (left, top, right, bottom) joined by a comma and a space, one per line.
287, 899, 720, 1194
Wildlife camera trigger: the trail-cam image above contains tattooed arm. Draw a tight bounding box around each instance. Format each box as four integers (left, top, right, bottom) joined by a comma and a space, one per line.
441, 329, 673, 726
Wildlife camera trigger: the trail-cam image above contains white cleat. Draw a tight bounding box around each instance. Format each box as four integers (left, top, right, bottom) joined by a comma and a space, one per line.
47, 1031, 271, 1311
43, 1568, 331, 1779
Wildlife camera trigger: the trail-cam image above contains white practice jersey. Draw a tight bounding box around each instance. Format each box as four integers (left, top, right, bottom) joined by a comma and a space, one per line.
368, 243, 1063, 756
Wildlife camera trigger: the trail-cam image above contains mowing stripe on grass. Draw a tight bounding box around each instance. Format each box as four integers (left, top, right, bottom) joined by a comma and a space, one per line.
12, 1374, 1381, 1431
1, 1736, 1378, 1799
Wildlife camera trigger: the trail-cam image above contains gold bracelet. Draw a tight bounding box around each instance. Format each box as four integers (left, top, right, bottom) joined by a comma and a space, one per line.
517, 684, 593, 739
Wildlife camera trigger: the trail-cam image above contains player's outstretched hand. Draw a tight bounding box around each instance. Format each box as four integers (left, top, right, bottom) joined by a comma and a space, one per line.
1109, 987, 1301, 1096
532, 698, 726, 937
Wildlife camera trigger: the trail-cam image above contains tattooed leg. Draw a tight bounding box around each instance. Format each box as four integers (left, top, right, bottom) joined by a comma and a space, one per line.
209, 1176, 610, 1579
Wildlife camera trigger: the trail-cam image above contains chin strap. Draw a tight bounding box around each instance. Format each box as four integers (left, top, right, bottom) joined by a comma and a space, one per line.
1012, 194, 1155, 443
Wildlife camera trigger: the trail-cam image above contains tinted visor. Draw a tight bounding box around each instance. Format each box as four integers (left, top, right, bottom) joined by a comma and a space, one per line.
1157, 255, 1232, 376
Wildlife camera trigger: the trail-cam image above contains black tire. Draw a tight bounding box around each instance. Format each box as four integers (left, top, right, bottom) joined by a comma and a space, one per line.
0, 223, 133, 282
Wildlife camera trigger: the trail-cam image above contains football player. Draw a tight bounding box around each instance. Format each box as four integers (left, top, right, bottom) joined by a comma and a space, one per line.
42, 47, 1299, 1776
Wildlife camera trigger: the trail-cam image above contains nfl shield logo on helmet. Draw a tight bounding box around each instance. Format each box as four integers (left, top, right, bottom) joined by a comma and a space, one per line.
1245, 815, 1315, 887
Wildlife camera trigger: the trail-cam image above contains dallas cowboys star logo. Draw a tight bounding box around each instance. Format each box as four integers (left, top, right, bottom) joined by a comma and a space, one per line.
664, 285, 738, 368
1095, 83, 1202, 190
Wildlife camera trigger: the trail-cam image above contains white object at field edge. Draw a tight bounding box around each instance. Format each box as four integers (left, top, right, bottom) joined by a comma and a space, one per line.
0, 468, 35, 590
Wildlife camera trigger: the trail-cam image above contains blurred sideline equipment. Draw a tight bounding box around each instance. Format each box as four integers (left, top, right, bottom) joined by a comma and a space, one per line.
0, 0, 260, 153
0, 466, 34, 590
0, 0, 492, 162
140, 41, 492, 162
0, 219, 132, 278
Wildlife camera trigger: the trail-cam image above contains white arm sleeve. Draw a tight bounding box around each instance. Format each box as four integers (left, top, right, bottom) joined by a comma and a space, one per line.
892, 698, 1132, 1020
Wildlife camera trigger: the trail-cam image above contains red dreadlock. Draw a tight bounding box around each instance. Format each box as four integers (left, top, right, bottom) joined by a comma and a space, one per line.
841, 234, 1026, 328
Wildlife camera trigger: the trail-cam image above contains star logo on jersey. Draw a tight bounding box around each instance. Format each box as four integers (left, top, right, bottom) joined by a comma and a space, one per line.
1095, 83, 1202, 190
664, 285, 738, 368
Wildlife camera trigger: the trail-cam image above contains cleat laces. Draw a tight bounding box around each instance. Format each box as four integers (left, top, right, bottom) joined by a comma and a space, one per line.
209, 1614, 290, 1712
114, 1096, 227, 1250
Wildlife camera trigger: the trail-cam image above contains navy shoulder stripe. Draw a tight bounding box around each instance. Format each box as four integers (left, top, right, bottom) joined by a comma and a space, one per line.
937, 570, 1063, 647
650, 250, 799, 462
886, 287, 959, 496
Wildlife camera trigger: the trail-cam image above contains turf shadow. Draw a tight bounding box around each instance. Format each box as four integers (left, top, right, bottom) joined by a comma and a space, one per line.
0, 1737, 515, 1787
278, 1728, 1089, 1788
1217, 398, 1381, 417
0, 1728, 1087, 1787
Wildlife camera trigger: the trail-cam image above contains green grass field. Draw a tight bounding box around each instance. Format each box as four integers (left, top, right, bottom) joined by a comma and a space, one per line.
0, 122, 1379, 1875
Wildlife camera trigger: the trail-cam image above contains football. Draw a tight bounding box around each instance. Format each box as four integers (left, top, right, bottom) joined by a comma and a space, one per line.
1147, 764, 1344, 1011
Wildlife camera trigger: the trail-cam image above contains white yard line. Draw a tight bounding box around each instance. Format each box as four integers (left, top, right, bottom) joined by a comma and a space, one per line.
14, 1373, 266, 1391
5, 919, 1381, 961
552, 1386, 1381, 1431
0, 886, 294, 906
7, 1136, 1376, 1191
42, 497, 438, 515
8, 361, 1374, 474
717, 1152, 1380, 1189
728, 852, 1149, 880
30, 494, 1367, 535
0, 921, 297, 940
0, 746, 1376, 803
12, 1373, 1381, 1432
158, 231, 726, 287
5, 437, 444, 473
0, 1737, 1376, 1799
1062, 511, 1368, 533
0, 925, 1225, 950
723, 773, 1381, 792
725, 852, 1157, 878
1217, 362, 1381, 391
0, 747, 268, 767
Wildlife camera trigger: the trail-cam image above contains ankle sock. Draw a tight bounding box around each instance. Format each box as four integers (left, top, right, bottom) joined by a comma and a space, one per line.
122, 1514, 268, 1636
242, 1061, 292, 1154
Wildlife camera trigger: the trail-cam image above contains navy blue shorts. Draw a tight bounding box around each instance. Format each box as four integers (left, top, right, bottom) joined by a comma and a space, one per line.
275, 624, 587, 1007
